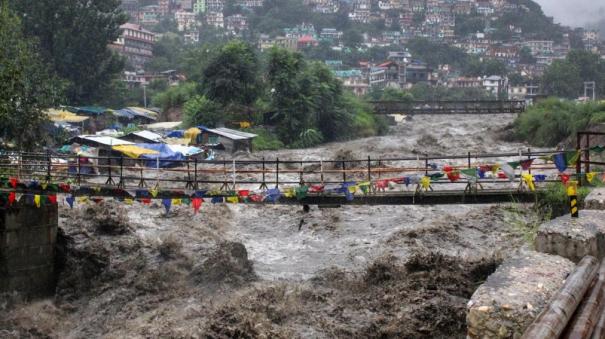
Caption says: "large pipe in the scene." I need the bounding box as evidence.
[522,256,599,339]
[562,260,605,339]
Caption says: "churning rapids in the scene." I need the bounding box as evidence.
[1,114,541,338]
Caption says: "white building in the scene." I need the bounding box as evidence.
[175,11,197,32]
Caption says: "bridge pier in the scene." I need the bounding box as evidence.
[0,198,58,297]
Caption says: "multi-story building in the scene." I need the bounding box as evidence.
[334,70,369,96]
[258,34,298,51]
[240,0,263,8]
[175,11,197,32]
[284,23,317,39]
[193,0,206,13]
[319,28,343,43]
[349,0,370,23]
[225,14,248,34]
[482,75,508,96]
[158,0,171,16]
[120,0,140,23]
[522,40,554,56]
[447,77,482,89]
[206,0,225,12]
[139,5,162,26]
[583,30,600,53]
[109,23,156,70]
[177,0,193,11]
[206,11,224,28]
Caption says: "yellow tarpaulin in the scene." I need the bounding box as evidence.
[184,127,201,145]
[46,109,89,123]
[112,145,159,159]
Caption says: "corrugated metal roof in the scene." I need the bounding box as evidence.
[128,130,163,142]
[73,135,134,146]
[204,127,257,140]
[144,121,183,130]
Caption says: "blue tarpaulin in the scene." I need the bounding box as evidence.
[166,130,185,138]
[136,143,186,168]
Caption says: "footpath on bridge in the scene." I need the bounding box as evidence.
[467,187,605,339]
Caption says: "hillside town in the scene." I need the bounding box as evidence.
[113,0,604,102]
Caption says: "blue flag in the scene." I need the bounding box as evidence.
[553,153,567,172]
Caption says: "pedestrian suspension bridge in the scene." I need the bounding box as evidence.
[0,145,594,208]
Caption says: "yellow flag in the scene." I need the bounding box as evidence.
[172,198,182,205]
[124,198,134,205]
[41,182,48,190]
[348,185,358,194]
[421,176,431,190]
[34,195,41,208]
[77,196,89,204]
[93,186,101,193]
[586,172,596,183]
[226,196,239,204]
[522,173,535,192]
[491,164,500,174]
[284,187,295,198]
[150,188,159,198]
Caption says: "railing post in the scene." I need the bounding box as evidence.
[585,133,590,175]
[275,157,279,188]
[576,133,583,186]
[46,150,51,183]
[467,152,471,169]
[118,156,124,188]
[194,158,198,190]
[424,154,428,175]
[367,156,371,182]
[76,154,81,185]
[527,148,531,175]
[342,160,346,183]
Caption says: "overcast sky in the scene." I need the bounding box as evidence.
[533,0,605,27]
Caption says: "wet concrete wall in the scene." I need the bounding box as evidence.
[0,199,58,296]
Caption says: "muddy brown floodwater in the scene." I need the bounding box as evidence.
[1,115,541,338]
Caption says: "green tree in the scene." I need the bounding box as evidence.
[183,95,222,127]
[266,47,315,144]
[0,3,62,149]
[202,41,260,109]
[519,47,536,65]
[10,0,127,104]
[541,60,582,98]
[540,50,605,99]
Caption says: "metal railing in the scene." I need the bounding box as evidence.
[0,148,562,194]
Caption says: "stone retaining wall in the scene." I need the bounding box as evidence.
[0,199,58,296]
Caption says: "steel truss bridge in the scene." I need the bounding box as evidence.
[0,147,581,206]
[370,100,526,115]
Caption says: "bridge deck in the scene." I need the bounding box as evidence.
[370,100,526,115]
[0,148,568,206]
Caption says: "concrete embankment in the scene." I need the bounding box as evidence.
[467,188,605,338]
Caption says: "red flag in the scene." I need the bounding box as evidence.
[520,159,535,170]
[192,197,203,214]
[447,172,461,182]
[8,192,15,205]
[59,183,71,193]
[238,190,250,197]
[560,174,570,184]
[140,198,151,205]
[9,177,17,188]
[48,195,57,205]
[310,185,324,193]
[248,194,263,202]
